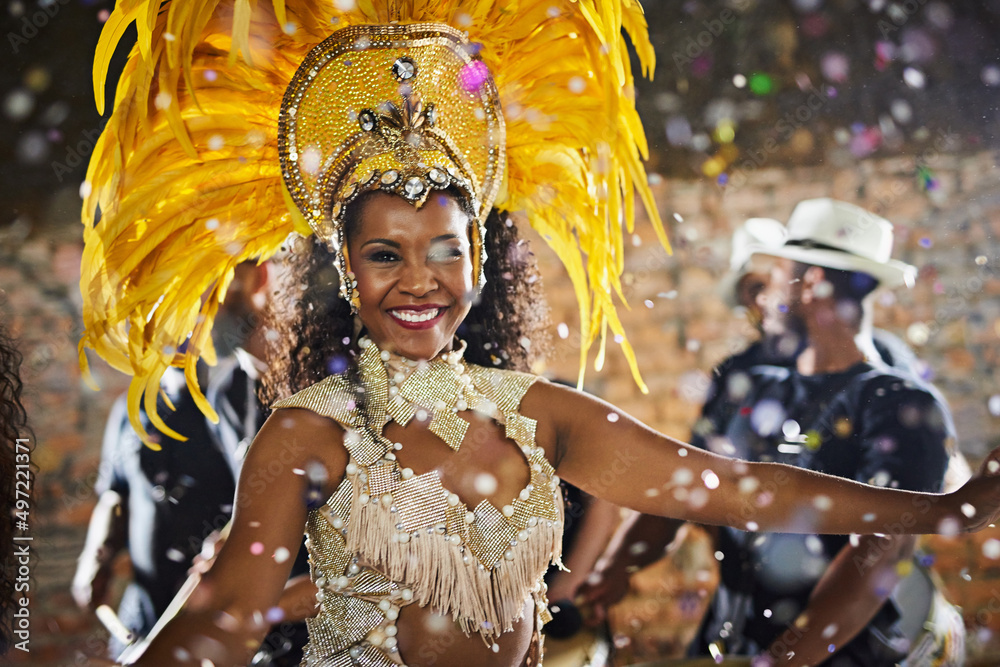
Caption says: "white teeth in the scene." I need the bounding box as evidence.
[392,308,440,323]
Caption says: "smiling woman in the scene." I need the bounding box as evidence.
[350,193,477,363]
[259,189,549,410]
[77,1,1000,666]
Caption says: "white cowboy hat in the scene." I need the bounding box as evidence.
[750,198,917,288]
[720,217,787,308]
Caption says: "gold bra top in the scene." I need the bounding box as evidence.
[273,339,564,667]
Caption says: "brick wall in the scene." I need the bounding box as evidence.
[526,148,1000,664]
[3,148,999,664]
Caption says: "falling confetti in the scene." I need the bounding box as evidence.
[903,67,926,89]
[474,473,498,495]
[459,61,490,92]
[820,51,850,82]
[750,399,787,437]
[983,539,1000,560]
[813,495,832,511]
[748,71,775,95]
[937,517,961,537]
[987,395,1000,417]
[983,64,1000,86]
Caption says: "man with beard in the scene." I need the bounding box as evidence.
[693,217,791,455]
[583,199,965,666]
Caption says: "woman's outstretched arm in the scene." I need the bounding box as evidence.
[522,380,1000,537]
[123,408,346,666]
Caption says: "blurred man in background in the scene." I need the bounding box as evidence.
[72,261,311,665]
[583,199,966,666]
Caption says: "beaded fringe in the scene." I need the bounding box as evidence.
[345,478,563,642]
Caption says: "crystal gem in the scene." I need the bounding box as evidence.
[392,58,417,81]
[403,177,425,197]
[358,110,376,132]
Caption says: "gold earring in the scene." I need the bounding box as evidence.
[347,271,360,314]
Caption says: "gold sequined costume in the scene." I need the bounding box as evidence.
[274,338,563,666]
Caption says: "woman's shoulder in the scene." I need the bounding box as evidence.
[464,363,540,405]
[271,373,358,428]
[254,387,350,489]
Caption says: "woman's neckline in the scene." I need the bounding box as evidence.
[358,336,468,384]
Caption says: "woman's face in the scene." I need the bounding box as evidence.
[346,191,475,361]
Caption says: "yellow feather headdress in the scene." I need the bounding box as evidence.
[81,0,669,445]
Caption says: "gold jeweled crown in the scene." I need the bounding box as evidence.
[279,23,504,298]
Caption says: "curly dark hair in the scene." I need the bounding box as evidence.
[0,322,31,655]
[261,191,550,404]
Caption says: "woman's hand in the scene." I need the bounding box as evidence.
[955,448,1000,534]
[188,527,228,577]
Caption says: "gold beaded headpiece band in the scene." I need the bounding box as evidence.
[80,0,668,445]
[279,23,504,304]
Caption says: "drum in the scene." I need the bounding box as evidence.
[624,561,963,667]
[895,559,966,667]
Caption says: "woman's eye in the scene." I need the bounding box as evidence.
[428,246,464,262]
[368,250,399,263]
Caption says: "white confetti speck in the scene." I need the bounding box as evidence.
[983,539,1000,560]
[988,395,1000,417]
[938,517,961,537]
[738,477,759,494]
[673,468,693,485]
[474,473,498,495]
